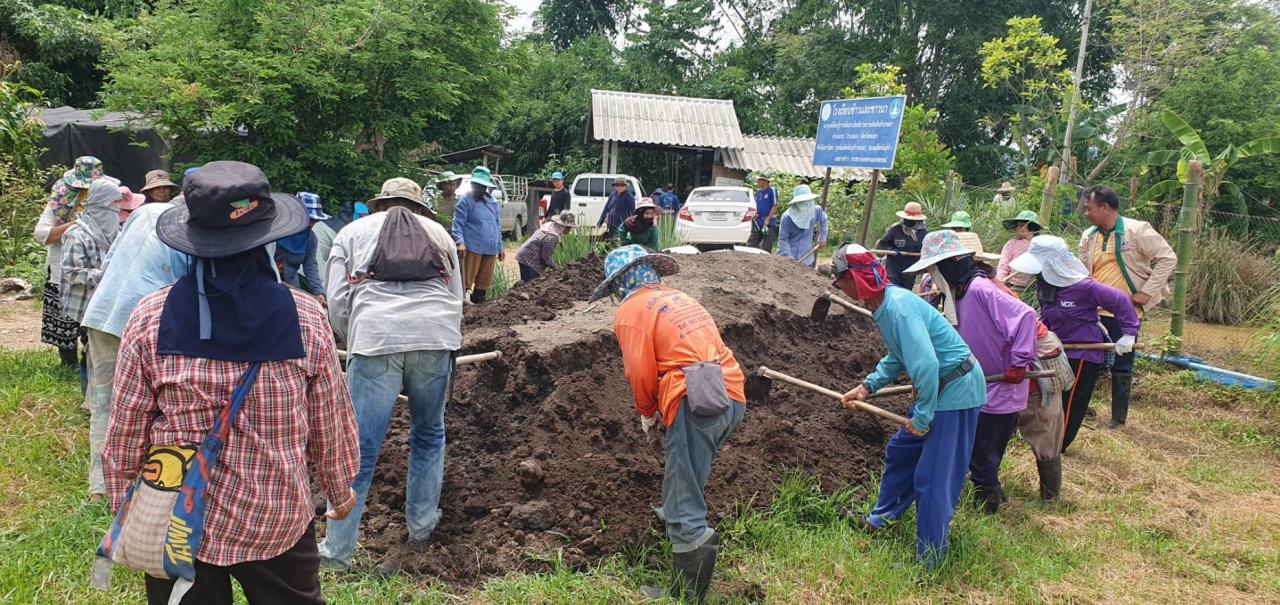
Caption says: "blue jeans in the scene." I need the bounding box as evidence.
[319,350,453,566]
[662,398,745,553]
[518,262,540,283]
[866,405,979,569]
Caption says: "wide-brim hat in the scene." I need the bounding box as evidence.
[1002,209,1042,231]
[157,161,309,259]
[635,197,657,212]
[955,231,1001,264]
[589,246,680,303]
[436,171,463,184]
[905,229,975,273]
[895,201,927,221]
[140,169,180,193]
[791,184,819,203]
[550,212,577,228]
[118,186,146,211]
[941,210,972,230]
[1009,235,1089,287]
[997,181,1016,193]
[367,177,435,217]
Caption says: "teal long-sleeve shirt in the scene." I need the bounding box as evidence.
[863,285,986,432]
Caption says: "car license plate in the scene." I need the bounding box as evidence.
[707,211,729,220]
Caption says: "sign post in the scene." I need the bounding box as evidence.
[813,95,906,245]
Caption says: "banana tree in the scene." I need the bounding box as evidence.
[1140,109,1280,214]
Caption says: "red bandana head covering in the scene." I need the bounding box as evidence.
[832,244,888,300]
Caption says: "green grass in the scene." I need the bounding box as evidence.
[1,349,1277,603]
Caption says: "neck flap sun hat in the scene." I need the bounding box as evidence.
[904,229,976,274]
[832,243,889,300]
[1009,235,1089,287]
[941,210,972,230]
[896,201,927,221]
[589,244,680,303]
[470,166,496,188]
[156,161,310,259]
[367,177,435,217]
[1002,209,1043,231]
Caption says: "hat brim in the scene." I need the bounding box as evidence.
[792,193,819,203]
[896,211,928,220]
[1008,252,1044,275]
[139,181,180,193]
[366,194,436,217]
[1003,218,1042,231]
[976,252,1002,264]
[904,248,973,274]
[940,221,971,229]
[588,254,680,303]
[472,177,497,188]
[156,192,311,259]
[119,193,146,210]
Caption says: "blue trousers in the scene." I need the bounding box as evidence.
[662,398,745,552]
[866,406,980,569]
[319,350,453,567]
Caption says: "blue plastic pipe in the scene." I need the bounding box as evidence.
[1140,353,1275,391]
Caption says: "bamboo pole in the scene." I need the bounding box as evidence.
[1169,161,1203,355]
[1039,165,1060,228]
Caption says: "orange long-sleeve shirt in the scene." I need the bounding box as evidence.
[613,284,746,427]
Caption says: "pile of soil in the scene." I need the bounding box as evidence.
[355,252,909,581]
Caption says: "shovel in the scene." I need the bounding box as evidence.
[1062,343,1146,351]
[745,366,910,425]
[865,370,1056,399]
[810,290,874,322]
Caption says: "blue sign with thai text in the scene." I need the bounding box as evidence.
[813,95,906,170]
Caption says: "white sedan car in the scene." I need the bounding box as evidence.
[674,186,756,247]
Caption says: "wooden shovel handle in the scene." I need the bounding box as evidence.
[868,249,922,257]
[1061,343,1146,351]
[338,349,503,365]
[822,291,875,318]
[756,366,910,425]
[867,370,1055,399]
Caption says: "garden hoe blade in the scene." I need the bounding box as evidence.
[809,291,833,323]
[744,368,774,405]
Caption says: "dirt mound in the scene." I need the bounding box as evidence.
[355,252,907,581]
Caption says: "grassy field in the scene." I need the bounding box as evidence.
[1,349,1278,604]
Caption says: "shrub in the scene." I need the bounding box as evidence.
[1188,230,1278,325]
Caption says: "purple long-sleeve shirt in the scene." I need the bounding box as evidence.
[1039,278,1141,365]
[956,276,1039,414]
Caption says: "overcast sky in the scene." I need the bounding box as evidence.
[506,0,541,34]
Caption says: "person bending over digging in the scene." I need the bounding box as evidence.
[832,243,986,570]
[904,230,1038,515]
[589,245,746,604]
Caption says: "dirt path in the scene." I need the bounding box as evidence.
[0,300,48,352]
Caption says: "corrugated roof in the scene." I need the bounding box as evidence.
[725,135,876,181]
[589,90,745,149]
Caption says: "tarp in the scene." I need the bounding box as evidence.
[34,107,168,191]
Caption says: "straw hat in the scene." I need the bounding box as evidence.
[997,181,1016,193]
[895,201,927,221]
[955,231,1001,264]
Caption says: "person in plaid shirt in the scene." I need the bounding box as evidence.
[103,161,360,604]
[59,179,123,500]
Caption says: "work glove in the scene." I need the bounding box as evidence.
[1003,366,1028,384]
[640,414,657,434]
[1114,334,1136,355]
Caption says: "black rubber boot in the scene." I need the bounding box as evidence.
[973,484,1002,515]
[1110,371,1132,428]
[641,532,720,604]
[1036,457,1062,503]
[470,288,487,304]
[58,346,78,368]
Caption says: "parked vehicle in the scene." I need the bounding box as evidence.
[674,186,756,247]
[457,177,527,239]
[569,173,644,227]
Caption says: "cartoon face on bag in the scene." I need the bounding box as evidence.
[141,445,197,490]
